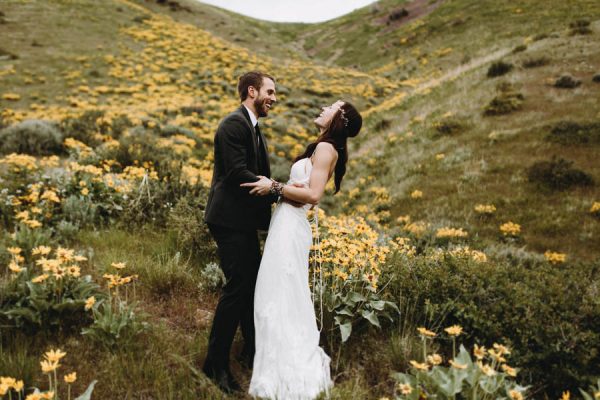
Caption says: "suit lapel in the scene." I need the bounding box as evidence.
[258,128,271,176]
[238,106,259,161]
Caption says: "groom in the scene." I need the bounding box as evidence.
[203,71,278,393]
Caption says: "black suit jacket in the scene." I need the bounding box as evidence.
[205,106,277,231]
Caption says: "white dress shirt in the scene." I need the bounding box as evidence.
[243,104,260,145]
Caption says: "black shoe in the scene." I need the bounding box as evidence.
[203,364,241,394]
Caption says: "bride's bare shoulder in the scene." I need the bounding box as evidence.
[314,142,338,160]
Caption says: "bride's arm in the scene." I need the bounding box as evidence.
[281,142,338,205]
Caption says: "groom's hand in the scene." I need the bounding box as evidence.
[240,176,272,196]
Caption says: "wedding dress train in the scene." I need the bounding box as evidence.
[249,157,332,400]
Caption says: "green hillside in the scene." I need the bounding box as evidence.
[1,0,599,399]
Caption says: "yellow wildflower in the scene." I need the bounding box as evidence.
[436,227,468,239]
[544,250,567,264]
[32,274,49,283]
[85,296,96,310]
[398,383,413,395]
[417,327,436,338]
[427,353,442,365]
[32,246,52,256]
[509,390,524,400]
[111,261,127,269]
[561,391,570,400]
[477,361,497,376]
[444,325,463,336]
[474,204,496,214]
[501,364,517,377]
[64,372,77,383]
[40,360,59,373]
[7,246,22,255]
[500,222,521,236]
[409,360,429,371]
[410,190,423,199]
[493,343,511,355]
[8,261,23,273]
[473,344,486,360]
[44,348,66,363]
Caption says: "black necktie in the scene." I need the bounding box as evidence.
[255,124,264,172]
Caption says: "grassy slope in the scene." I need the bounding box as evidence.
[1,0,600,398]
[133,0,600,260]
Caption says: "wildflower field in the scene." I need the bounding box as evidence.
[1,0,599,399]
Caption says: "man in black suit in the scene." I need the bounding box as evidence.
[203,71,279,393]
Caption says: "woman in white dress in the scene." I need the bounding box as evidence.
[241,100,363,400]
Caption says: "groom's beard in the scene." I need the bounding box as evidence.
[254,96,271,117]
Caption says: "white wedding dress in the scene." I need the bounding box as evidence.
[249,157,333,400]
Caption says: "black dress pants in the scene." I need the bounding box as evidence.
[204,223,261,373]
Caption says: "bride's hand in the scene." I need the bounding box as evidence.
[240,176,272,196]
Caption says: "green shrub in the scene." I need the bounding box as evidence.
[0,272,100,335]
[81,300,149,352]
[545,121,600,145]
[167,191,216,262]
[138,252,198,299]
[0,120,64,156]
[527,156,594,191]
[199,261,225,292]
[486,61,513,78]
[392,341,527,400]
[554,74,581,89]
[432,116,467,137]
[522,57,550,69]
[569,19,592,35]
[387,252,600,397]
[484,92,524,116]
[59,110,105,146]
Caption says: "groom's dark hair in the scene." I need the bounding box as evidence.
[238,71,275,102]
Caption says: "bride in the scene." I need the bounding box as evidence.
[241,100,362,400]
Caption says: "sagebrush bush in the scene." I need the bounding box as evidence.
[569,19,592,35]
[59,110,106,146]
[167,191,216,262]
[545,121,600,145]
[527,156,594,191]
[554,74,581,89]
[432,116,467,137]
[0,120,64,155]
[486,61,513,78]
[484,92,524,116]
[387,252,600,397]
[522,57,550,68]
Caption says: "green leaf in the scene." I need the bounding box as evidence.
[370,300,386,310]
[431,366,465,396]
[347,292,366,304]
[339,321,352,342]
[361,310,380,328]
[75,380,97,400]
[336,307,354,317]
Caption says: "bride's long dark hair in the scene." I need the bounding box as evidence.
[294,101,362,193]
